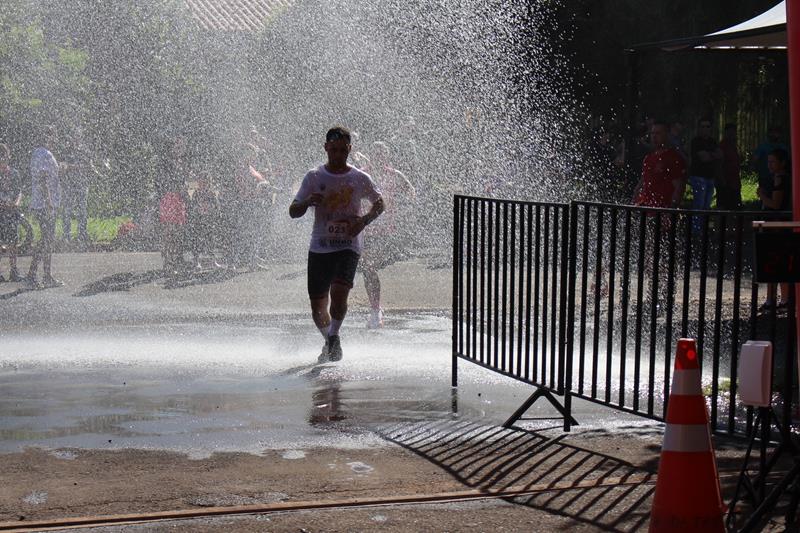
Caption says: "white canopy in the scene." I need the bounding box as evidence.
[632,1,787,51]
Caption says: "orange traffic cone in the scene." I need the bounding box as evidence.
[649,338,726,532]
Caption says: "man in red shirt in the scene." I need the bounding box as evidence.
[632,121,687,208]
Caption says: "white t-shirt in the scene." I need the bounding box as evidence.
[30,147,60,210]
[294,164,382,254]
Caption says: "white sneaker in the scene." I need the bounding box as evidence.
[367,308,384,329]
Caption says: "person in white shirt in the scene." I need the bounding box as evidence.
[290,127,384,362]
[26,125,62,288]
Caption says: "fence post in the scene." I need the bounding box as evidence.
[558,205,569,393]
[452,195,460,388]
[563,202,579,431]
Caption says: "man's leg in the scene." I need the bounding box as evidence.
[363,266,384,329]
[62,201,73,243]
[77,188,89,243]
[689,176,705,233]
[27,211,44,281]
[41,214,56,282]
[27,246,39,280]
[364,267,381,310]
[326,282,350,361]
[310,295,331,338]
[329,282,350,331]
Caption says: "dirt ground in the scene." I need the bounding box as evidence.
[0,421,771,532]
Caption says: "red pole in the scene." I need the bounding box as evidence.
[789,0,800,383]
[791,0,800,220]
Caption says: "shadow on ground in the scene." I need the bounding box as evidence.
[74,268,243,296]
[379,420,654,532]
[0,286,38,300]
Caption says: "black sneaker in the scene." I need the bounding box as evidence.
[328,335,343,362]
[317,337,331,363]
[9,269,22,282]
[22,275,39,289]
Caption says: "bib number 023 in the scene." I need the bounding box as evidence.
[327,220,350,235]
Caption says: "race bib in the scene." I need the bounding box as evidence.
[326,219,353,248]
[327,219,350,236]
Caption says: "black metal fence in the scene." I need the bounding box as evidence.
[452,195,795,437]
[452,196,569,393]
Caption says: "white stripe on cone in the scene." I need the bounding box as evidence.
[662,424,712,452]
[670,369,703,395]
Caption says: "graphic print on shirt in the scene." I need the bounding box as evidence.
[322,185,355,249]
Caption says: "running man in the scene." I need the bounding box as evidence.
[290,127,384,362]
[360,141,416,328]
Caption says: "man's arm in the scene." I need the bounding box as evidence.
[671,178,687,207]
[289,192,323,218]
[348,197,384,237]
[631,177,644,204]
[393,169,416,199]
[670,156,688,207]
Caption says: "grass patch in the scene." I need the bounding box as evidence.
[23,216,132,243]
[740,171,760,210]
[681,170,761,210]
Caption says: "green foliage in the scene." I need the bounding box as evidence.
[740,171,760,210]
[24,216,132,243]
[0,0,217,216]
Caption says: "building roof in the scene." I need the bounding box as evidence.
[184,0,293,31]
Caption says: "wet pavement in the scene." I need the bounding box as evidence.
[1,252,650,457]
[0,251,715,531]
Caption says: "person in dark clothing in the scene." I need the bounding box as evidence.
[752,126,787,191]
[188,173,220,269]
[717,123,741,210]
[0,142,24,281]
[688,118,722,231]
[757,148,792,311]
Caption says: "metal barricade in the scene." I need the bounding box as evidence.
[452,195,573,429]
[453,195,794,437]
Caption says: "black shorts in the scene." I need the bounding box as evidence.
[307,250,360,298]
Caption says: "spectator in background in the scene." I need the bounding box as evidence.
[757,148,792,311]
[669,121,688,163]
[159,137,191,276]
[590,126,623,201]
[26,126,62,288]
[632,121,687,209]
[688,118,722,224]
[623,123,652,200]
[717,123,742,210]
[752,126,787,191]
[758,148,792,212]
[359,141,416,329]
[231,143,267,270]
[0,142,24,282]
[159,176,188,276]
[59,132,91,248]
[188,172,219,270]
